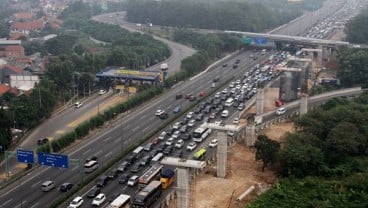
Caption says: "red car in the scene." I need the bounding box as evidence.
[199,91,205,97]
[151,137,160,145]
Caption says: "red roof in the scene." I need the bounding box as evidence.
[15,57,33,64]
[0,84,10,96]
[5,45,24,52]
[9,32,26,40]
[11,20,43,31]
[5,64,22,74]
[13,12,33,19]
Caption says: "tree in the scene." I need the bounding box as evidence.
[254,135,280,171]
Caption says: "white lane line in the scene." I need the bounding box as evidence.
[71,166,78,171]
[142,126,150,132]
[104,152,113,158]
[114,139,120,144]
[30,202,39,208]
[31,180,41,188]
[103,136,112,142]
[121,186,127,192]
[13,200,26,208]
[2,198,13,207]
[96,150,103,156]
[132,126,140,132]
[82,149,91,155]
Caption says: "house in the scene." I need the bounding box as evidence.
[13,12,34,21]
[0,64,24,84]
[0,45,25,58]
[0,84,10,96]
[10,20,44,35]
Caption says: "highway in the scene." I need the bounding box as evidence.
[0,0,361,207]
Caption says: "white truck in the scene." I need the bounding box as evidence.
[107,194,131,208]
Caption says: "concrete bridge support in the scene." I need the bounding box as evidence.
[256,88,265,115]
[177,168,190,208]
[245,125,256,146]
[300,94,308,115]
[217,131,227,178]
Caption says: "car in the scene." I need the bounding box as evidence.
[189,95,196,101]
[96,175,109,187]
[199,91,205,97]
[235,59,240,64]
[158,131,167,140]
[155,109,164,116]
[181,118,189,125]
[144,143,153,151]
[130,163,142,173]
[209,139,218,148]
[276,107,286,115]
[175,139,185,148]
[68,196,84,208]
[37,137,49,146]
[149,149,159,158]
[60,182,73,192]
[174,150,184,158]
[209,112,217,119]
[74,101,83,108]
[159,113,169,119]
[118,173,130,184]
[166,137,175,146]
[98,89,106,95]
[211,83,216,88]
[87,187,101,198]
[117,161,130,173]
[227,131,235,137]
[213,77,220,82]
[157,143,167,153]
[180,125,187,133]
[233,117,240,124]
[196,113,203,121]
[182,133,192,141]
[151,137,160,145]
[185,93,192,99]
[85,155,98,163]
[173,129,182,138]
[107,169,119,180]
[92,193,106,206]
[125,155,136,166]
[127,175,139,186]
[173,106,181,113]
[172,122,181,130]
[187,142,197,151]
[41,180,55,192]
[214,120,223,125]
[186,112,194,119]
[140,156,151,166]
[188,119,196,127]
[222,63,228,67]
[163,146,173,155]
[221,110,229,118]
[233,64,238,69]
[176,94,183,99]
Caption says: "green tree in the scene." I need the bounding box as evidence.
[254,135,280,171]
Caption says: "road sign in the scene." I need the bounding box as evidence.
[253,37,268,45]
[38,152,69,168]
[17,149,35,164]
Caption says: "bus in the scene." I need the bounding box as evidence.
[193,148,206,160]
[107,194,131,208]
[132,180,162,208]
[192,127,212,142]
[133,146,144,159]
[84,160,98,173]
[138,164,163,189]
[225,98,234,107]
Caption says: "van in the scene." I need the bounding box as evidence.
[41,180,55,192]
[221,110,229,118]
[151,153,164,162]
[127,175,139,186]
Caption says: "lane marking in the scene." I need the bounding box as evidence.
[132,126,140,132]
[31,180,41,188]
[13,200,27,208]
[82,149,91,155]
[104,152,113,158]
[2,198,13,207]
[103,137,112,142]
[30,202,39,208]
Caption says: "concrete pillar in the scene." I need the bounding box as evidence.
[317,45,323,67]
[300,94,308,115]
[177,168,189,208]
[256,88,264,115]
[245,125,256,146]
[216,131,227,178]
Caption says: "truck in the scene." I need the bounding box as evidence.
[107,194,131,208]
[138,164,163,189]
[160,168,175,189]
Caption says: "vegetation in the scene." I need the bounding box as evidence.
[126,0,301,32]
[337,48,368,88]
[250,93,368,207]
[345,9,368,44]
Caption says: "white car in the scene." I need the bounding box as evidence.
[214,120,223,125]
[155,110,164,116]
[188,119,196,127]
[232,117,240,124]
[209,139,218,147]
[172,122,181,130]
[186,112,194,119]
[227,131,235,137]
[92,193,106,206]
[175,139,184,148]
[276,107,286,115]
[68,196,84,208]
[98,89,106,95]
[221,110,229,118]
[74,102,83,108]
[166,137,175,146]
[172,130,181,139]
[186,142,197,151]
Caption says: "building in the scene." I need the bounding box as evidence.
[0,64,24,84]
[13,12,34,21]
[10,20,44,35]
[0,45,25,58]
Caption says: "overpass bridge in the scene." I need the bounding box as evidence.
[224,30,368,49]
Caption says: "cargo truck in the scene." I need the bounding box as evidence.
[160,168,175,189]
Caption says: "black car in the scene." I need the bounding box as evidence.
[107,169,119,180]
[213,77,220,82]
[140,156,151,166]
[182,133,192,141]
[166,128,175,136]
[175,94,183,99]
[117,161,130,173]
[87,187,101,198]
[130,163,141,173]
[96,175,109,187]
[118,173,130,184]
[222,63,228,67]
[194,108,201,114]
[180,118,189,125]
[163,146,173,155]
[149,149,159,158]
[157,143,167,153]
[37,138,49,146]
[125,155,136,166]
[174,150,184,158]
[159,113,169,120]
[59,182,73,192]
